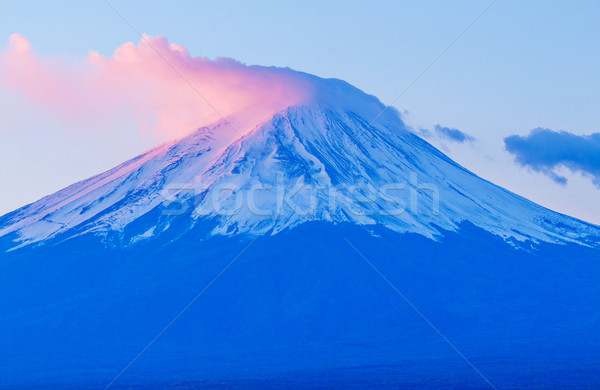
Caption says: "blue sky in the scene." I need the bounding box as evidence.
[0,0,599,223]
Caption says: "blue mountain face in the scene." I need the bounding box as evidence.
[0,77,599,388]
[1,222,599,389]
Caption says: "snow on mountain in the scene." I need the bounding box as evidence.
[0,76,598,250]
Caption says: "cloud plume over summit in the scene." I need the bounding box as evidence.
[0,34,314,139]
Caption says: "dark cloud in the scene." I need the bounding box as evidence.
[434,125,475,143]
[504,128,600,187]
[417,128,432,138]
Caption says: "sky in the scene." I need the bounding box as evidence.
[0,0,599,224]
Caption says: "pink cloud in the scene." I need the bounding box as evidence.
[0,34,314,139]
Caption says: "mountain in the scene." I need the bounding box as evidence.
[1,74,599,389]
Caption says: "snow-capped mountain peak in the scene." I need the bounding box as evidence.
[1,77,598,250]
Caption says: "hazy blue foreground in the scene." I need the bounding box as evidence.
[1,222,599,389]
